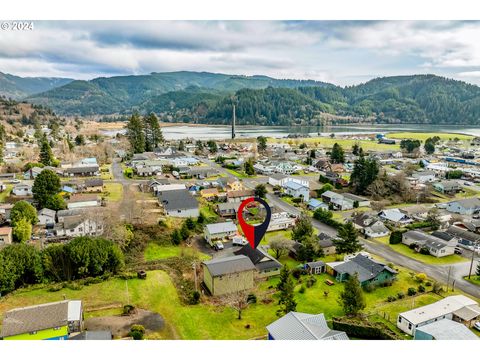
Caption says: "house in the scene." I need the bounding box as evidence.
[226,189,254,203]
[414,319,479,340]
[266,312,349,340]
[63,165,100,177]
[0,203,14,222]
[446,225,480,247]
[321,190,343,204]
[187,167,218,179]
[0,226,12,245]
[307,198,328,211]
[158,189,199,218]
[0,300,83,340]
[152,183,186,195]
[364,221,390,238]
[267,212,295,231]
[283,181,310,201]
[12,183,32,196]
[226,178,243,191]
[411,170,436,183]
[38,208,56,226]
[317,233,337,255]
[202,255,256,296]
[397,295,479,336]
[135,166,158,177]
[23,166,43,180]
[378,209,413,226]
[351,213,377,230]
[204,221,238,245]
[200,188,220,200]
[326,254,397,287]
[268,173,288,187]
[400,205,430,221]
[446,198,480,215]
[54,216,104,238]
[402,230,457,257]
[234,245,282,277]
[216,202,238,217]
[342,193,371,208]
[84,178,104,193]
[433,180,463,194]
[67,194,100,209]
[305,261,326,274]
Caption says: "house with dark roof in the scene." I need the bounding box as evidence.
[317,233,337,255]
[326,254,397,287]
[63,165,99,177]
[446,225,480,247]
[202,255,256,296]
[84,178,104,192]
[234,245,282,278]
[0,300,83,340]
[158,189,199,218]
[266,312,349,340]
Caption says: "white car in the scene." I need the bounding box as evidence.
[232,236,248,246]
[214,241,224,251]
[474,322,480,331]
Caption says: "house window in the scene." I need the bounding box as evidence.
[408,323,412,330]
[398,317,402,323]
[54,326,61,330]
[30,331,37,335]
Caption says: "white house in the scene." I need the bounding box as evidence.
[267,212,296,232]
[446,198,480,215]
[397,295,478,336]
[411,171,436,183]
[55,216,104,237]
[204,221,238,245]
[38,208,56,226]
[12,184,32,196]
[364,221,390,238]
[158,189,199,218]
[283,181,310,201]
[378,209,413,226]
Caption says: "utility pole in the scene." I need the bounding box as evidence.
[231,97,236,140]
[468,241,477,279]
[446,266,452,292]
[192,262,198,291]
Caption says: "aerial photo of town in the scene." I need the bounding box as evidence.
[0,19,480,343]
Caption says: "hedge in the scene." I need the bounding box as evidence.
[332,317,402,340]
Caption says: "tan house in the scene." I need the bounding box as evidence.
[200,188,220,200]
[202,255,256,296]
[227,179,243,192]
[84,178,104,193]
[0,226,12,245]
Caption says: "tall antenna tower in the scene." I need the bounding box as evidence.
[231,97,236,139]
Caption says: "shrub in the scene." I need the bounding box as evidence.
[419,247,430,255]
[409,243,417,250]
[332,317,401,340]
[415,273,427,283]
[407,287,417,296]
[418,285,426,293]
[363,283,376,293]
[247,293,257,304]
[291,268,307,279]
[433,282,444,294]
[397,292,405,299]
[306,276,317,288]
[128,324,145,340]
[188,291,201,305]
[389,230,404,245]
[387,296,396,302]
[425,281,432,287]
[292,197,302,204]
[299,285,306,294]
[123,304,136,315]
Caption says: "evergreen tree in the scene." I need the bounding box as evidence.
[297,236,322,262]
[339,273,366,316]
[350,153,379,195]
[291,213,314,243]
[178,140,185,151]
[330,143,345,164]
[244,158,255,176]
[74,134,86,146]
[424,138,435,155]
[276,266,297,316]
[32,169,62,209]
[207,140,218,154]
[143,113,164,151]
[254,184,267,198]
[126,113,145,153]
[12,218,32,243]
[39,133,54,166]
[257,136,267,153]
[334,222,362,254]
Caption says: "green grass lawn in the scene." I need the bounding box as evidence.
[104,182,123,202]
[273,137,400,152]
[374,236,467,265]
[0,185,12,202]
[225,168,249,179]
[100,164,113,180]
[144,243,211,262]
[388,132,473,141]
[464,276,480,287]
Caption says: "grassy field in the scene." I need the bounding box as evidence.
[104,182,123,202]
[0,185,12,202]
[273,137,400,152]
[100,164,113,180]
[144,243,211,262]
[374,236,467,265]
[464,276,480,287]
[387,132,473,141]
[225,168,250,179]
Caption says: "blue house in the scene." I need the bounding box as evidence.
[307,198,328,211]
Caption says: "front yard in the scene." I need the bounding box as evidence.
[104,182,123,202]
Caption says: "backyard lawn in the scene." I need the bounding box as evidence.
[0,185,12,202]
[373,236,467,265]
[100,164,113,180]
[144,243,211,262]
[273,137,401,152]
[104,182,123,202]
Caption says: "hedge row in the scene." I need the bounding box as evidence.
[332,317,402,340]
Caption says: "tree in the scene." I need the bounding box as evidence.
[330,143,345,164]
[291,213,313,243]
[400,139,421,153]
[297,236,323,262]
[10,201,38,226]
[222,291,252,320]
[317,183,334,196]
[32,169,62,209]
[257,136,267,153]
[196,140,204,151]
[339,273,366,316]
[424,138,435,155]
[75,134,86,146]
[334,222,362,254]
[128,324,145,340]
[352,143,362,156]
[207,140,218,154]
[476,263,480,277]
[126,113,145,153]
[143,113,164,151]
[244,158,255,176]
[350,153,379,195]
[45,193,67,211]
[39,133,54,166]
[270,238,292,259]
[12,218,32,243]
[276,266,297,316]
[178,140,185,151]
[254,184,267,198]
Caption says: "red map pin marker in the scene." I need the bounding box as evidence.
[237,197,271,249]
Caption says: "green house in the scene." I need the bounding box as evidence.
[326,254,397,287]
[1,300,83,340]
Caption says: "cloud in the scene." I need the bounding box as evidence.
[0,20,479,86]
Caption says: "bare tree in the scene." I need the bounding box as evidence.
[269,238,293,259]
[221,290,252,320]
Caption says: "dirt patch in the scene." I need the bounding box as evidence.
[85,309,165,338]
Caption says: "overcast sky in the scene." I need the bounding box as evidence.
[1,20,480,86]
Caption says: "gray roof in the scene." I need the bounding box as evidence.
[205,221,238,235]
[403,230,438,243]
[217,202,238,211]
[158,189,198,211]
[366,221,389,234]
[448,198,480,210]
[39,208,56,217]
[447,225,480,242]
[431,231,455,242]
[233,246,282,272]
[202,255,255,277]
[85,178,104,187]
[64,165,99,174]
[266,312,349,340]
[331,254,396,283]
[69,331,112,340]
[1,301,69,338]
[269,173,287,180]
[416,319,478,340]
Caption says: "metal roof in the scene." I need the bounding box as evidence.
[416,319,479,340]
[266,312,349,340]
[202,255,255,277]
[158,189,198,211]
[205,221,238,235]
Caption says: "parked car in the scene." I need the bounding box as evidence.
[232,236,247,246]
[474,322,480,331]
[213,241,224,251]
[454,247,463,255]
